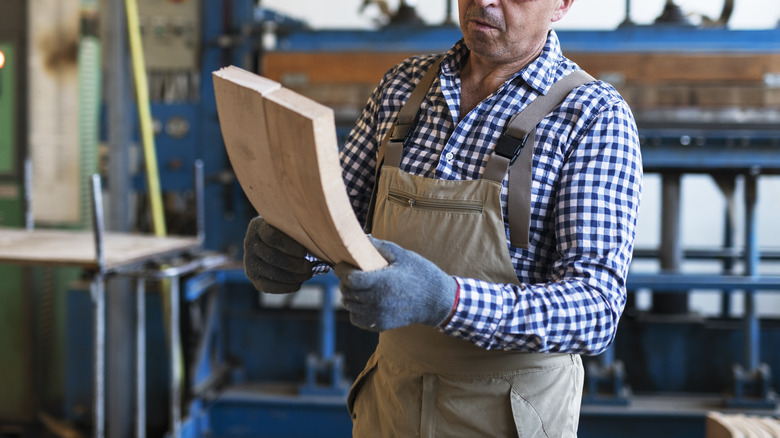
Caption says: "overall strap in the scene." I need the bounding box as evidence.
[483,70,595,248]
[365,56,444,233]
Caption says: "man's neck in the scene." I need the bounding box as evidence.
[458,49,538,119]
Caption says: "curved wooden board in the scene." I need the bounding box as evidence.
[262,88,386,271]
[756,418,780,436]
[213,66,386,271]
[706,412,745,438]
[730,416,760,438]
[212,67,291,228]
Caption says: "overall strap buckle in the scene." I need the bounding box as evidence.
[493,132,530,165]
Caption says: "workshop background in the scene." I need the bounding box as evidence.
[1,0,780,437]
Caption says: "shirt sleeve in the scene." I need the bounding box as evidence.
[440,98,643,356]
[340,92,382,228]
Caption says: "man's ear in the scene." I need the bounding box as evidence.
[551,0,575,22]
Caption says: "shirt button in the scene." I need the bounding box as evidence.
[445,152,454,162]
[503,347,512,352]
[452,330,462,337]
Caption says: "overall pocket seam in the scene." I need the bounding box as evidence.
[504,376,551,438]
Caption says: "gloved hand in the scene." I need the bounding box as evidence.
[243,216,313,293]
[334,237,458,332]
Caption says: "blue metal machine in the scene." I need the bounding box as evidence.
[61,1,780,437]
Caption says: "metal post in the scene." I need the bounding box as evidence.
[91,175,106,270]
[743,173,759,372]
[24,157,33,230]
[620,0,634,26]
[90,178,105,438]
[715,175,737,317]
[194,160,205,246]
[443,0,455,25]
[170,275,182,438]
[91,275,106,438]
[106,0,131,233]
[104,1,135,432]
[320,282,336,361]
[654,173,687,314]
[136,279,146,438]
[90,174,106,438]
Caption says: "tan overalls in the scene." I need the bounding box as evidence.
[349,59,593,438]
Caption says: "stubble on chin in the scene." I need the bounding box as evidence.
[461,6,505,55]
[463,5,505,30]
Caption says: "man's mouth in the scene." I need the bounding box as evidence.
[465,8,503,31]
[471,18,497,30]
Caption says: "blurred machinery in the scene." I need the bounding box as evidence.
[3,0,780,437]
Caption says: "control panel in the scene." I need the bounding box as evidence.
[138,0,200,70]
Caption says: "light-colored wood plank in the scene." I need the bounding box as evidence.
[213,66,386,271]
[212,67,291,227]
[0,228,199,270]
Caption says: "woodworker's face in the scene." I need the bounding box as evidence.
[458,0,574,65]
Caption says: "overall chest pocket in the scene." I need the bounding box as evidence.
[387,189,484,215]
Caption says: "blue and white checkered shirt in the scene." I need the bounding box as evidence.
[339,30,642,355]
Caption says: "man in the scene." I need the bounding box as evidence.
[243,0,642,436]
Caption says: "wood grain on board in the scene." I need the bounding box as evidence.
[213,66,386,271]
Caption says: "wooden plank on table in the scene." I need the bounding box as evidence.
[213,66,387,271]
[0,228,199,270]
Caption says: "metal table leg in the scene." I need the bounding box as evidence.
[90,174,107,438]
[170,275,182,438]
[91,274,106,438]
[136,279,146,438]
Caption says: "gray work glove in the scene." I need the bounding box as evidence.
[334,237,457,332]
[243,216,313,293]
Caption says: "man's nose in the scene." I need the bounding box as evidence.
[472,0,500,7]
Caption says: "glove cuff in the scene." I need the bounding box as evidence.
[438,277,460,328]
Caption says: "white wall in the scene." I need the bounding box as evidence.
[262,0,780,30]
[261,0,780,317]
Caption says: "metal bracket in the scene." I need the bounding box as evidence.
[726,363,779,409]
